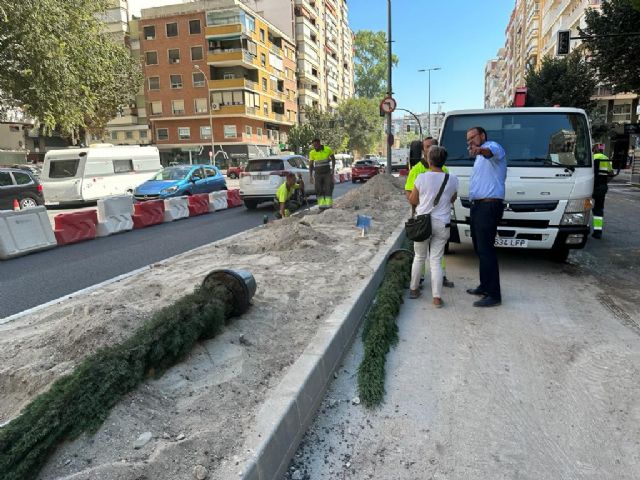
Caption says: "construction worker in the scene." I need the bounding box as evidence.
[592,144,614,239]
[274,172,303,219]
[309,138,336,210]
[404,137,454,288]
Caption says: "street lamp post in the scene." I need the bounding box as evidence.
[418,67,441,136]
[194,64,215,166]
[386,0,393,175]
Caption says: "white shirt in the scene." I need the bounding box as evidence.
[414,171,458,223]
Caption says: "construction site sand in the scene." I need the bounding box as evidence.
[0,174,406,480]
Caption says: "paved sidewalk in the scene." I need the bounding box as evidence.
[287,245,640,480]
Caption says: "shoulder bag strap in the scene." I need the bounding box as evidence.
[433,173,450,207]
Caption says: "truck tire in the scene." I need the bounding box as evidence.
[244,199,258,210]
[550,247,570,263]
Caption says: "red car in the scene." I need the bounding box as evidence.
[227,165,245,179]
[351,159,383,183]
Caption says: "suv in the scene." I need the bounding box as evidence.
[239,155,316,209]
[0,167,45,210]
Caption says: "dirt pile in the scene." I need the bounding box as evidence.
[335,174,404,210]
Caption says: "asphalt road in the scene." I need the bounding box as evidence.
[0,182,357,319]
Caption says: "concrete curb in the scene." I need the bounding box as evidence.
[238,220,407,480]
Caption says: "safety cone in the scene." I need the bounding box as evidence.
[13,199,20,211]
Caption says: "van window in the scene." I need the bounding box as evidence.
[246,159,285,172]
[441,112,591,168]
[114,159,134,173]
[49,159,80,178]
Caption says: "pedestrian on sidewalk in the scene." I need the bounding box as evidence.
[592,144,614,239]
[408,146,458,308]
[309,138,336,210]
[466,126,506,308]
[404,137,454,288]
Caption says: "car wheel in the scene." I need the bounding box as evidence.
[352,179,357,183]
[244,199,258,210]
[19,196,39,209]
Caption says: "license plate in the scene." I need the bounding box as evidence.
[253,174,269,180]
[495,238,528,248]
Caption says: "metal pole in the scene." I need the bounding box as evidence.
[386,0,392,175]
[427,70,431,137]
[209,109,215,167]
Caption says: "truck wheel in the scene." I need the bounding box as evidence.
[352,178,357,183]
[550,247,570,263]
[244,199,258,210]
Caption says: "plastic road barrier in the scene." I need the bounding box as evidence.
[187,194,210,217]
[0,207,57,259]
[209,191,228,212]
[399,168,409,177]
[163,196,189,222]
[334,174,341,184]
[132,200,165,229]
[96,195,134,237]
[226,189,243,208]
[54,210,98,246]
[345,172,351,181]
[339,173,345,183]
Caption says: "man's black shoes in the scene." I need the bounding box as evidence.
[466,287,486,296]
[473,297,501,308]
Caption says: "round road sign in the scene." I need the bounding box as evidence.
[380,97,397,114]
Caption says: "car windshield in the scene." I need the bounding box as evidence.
[441,112,591,167]
[246,159,285,172]
[153,167,191,181]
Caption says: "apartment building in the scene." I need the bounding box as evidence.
[140,0,297,164]
[242,0,355,119]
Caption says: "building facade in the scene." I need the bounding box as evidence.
[140,0,297,165]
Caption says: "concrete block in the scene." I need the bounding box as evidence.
[0,206,57,259]
[96,195,134,237]
[209,190,228,212]
[163,196,189,222]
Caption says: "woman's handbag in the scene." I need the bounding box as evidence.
[405,174,449,242]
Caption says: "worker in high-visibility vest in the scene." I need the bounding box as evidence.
[274,172,302,219]
[309,138,336,210]
[592,145,614,239]
[404,137,454,288]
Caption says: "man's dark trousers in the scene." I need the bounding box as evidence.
[470,200,504,301]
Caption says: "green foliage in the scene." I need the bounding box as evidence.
[354,30,399,99]
[358,250,412,408]
[632,0,640,10]
[0,284,234,480]
[580,0,640,94]
[338,98,384,155]
[524,52,596,112]
[0,0,142,139]
[300,106,348,152]
[287,123,315,155]
[399,131,420,148]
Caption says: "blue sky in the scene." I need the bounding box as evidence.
[347,0,513,116]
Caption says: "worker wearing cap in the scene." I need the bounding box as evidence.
[309,138,336,210]
[592,144,614,239]
[274,172,302,219]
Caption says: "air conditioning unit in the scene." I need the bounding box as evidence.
[211,103,221,110]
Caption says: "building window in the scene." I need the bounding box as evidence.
[612,103,632,122]
[151,101,163,115]
[157,128,168,141]
[148,76,160,90]
[194,98,208,113]
[143,25,155,40]
[192,72,206,87]
[166,22,178,37]
[200,126,211,139]
[111,131,119,140]
[223,73,235,80]
[245,125,252,136]
[245,14,255,32]
[260,28,265,42]
[178,127,190,140]
[262,78,267,91]
[172,99,185,115]
[224,125,237,138]
[260,53,266,67]
[168,48,180,64]
[114,159,134,173]
[191,46,203,61]
[145,51,158,65]
[257,127,262,138]
[170,74,183,89]
[189,19,201,34]
[125,131,133,139]
[140,130,148,139]
[263,102,268,115]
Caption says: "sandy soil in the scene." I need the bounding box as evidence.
[0,174,406,480]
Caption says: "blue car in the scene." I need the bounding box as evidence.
[134,164,227,201]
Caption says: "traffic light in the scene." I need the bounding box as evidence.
[557,30,571,55]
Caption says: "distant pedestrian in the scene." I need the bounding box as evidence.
[408,146,458,308]
[309,138,336,210]
[466,126,506,308]
[591,145,614,239]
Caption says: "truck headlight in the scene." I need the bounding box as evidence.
[561,198,592,226]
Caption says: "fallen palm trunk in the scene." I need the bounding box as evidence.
[0,269,256,480]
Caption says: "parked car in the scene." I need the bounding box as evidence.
[227,165,245,179]
[0,167,45,210]
[239,155,316,209]
[11,164,42,178]
[134,164,226,201]
[351,159,383,183]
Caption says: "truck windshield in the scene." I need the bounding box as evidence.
[441,112,591,167]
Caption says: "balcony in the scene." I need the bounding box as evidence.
[207,50,256,68]
[206,23,243,38]
[209,78,257,91]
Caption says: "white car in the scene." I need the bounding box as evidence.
[239,155,316,209]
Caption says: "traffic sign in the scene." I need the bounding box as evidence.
[380,97,397,114]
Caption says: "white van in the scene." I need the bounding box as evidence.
[41,145,161,205]
[440,107,594,262]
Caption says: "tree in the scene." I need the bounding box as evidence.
[524,52,597,112]
[287,123,315,155]
[299,106,348,152]
[581,0,640,94]
[338,98,383,155]
[0,0,142,139]
[353,30,398,99]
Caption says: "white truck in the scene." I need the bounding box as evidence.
[391,148,409,173]
[41,145,161,205]
[439,107,594,262]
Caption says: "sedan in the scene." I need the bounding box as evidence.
[134,165,227,201]
[351,159,383,183]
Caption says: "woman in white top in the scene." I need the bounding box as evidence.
[408,146,458,307]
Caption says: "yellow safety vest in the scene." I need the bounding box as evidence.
[309,146,333,173]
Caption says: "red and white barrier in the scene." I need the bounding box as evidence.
[209,191,228,212]
[187,194,210,216]
[133,200,165,229]
[0,207,57,259]
[97,195,134,237]
[54,210,98,246]
[339,173,345,183]
[163,196,189,222]
[227,189,243,208]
